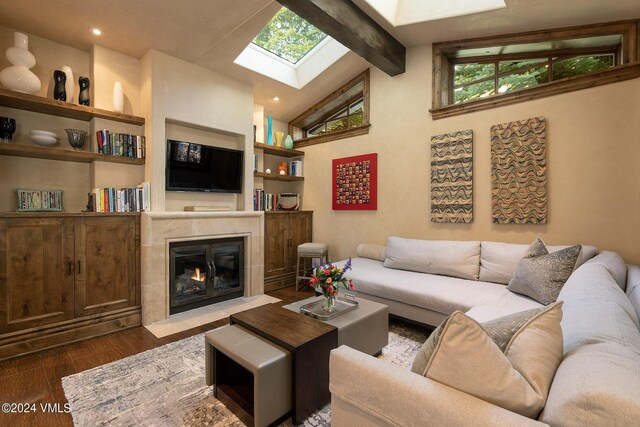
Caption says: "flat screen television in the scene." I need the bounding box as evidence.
[165,140,243,193]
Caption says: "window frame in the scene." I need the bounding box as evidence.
[431,20,640,119]
[289,69,370,148]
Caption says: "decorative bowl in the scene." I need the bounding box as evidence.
[30,130,57,138]
[277,193,300,210]
[64,128,87,150]
[30,134,58,146]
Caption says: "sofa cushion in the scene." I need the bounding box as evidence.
[480,241,598,285]
[411,304,563,419]
[356,243,386,262]
[383,237,480,280]
[627,265,640,320]
[585,251,627,291]
[344,258,542,318]
[507,238,581,305]
[540,262,640,425]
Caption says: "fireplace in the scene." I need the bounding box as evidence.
[169,237,244,314]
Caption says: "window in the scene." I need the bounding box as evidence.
[431,20,640,119]
[289,69,370,148]
[251,7,328,65]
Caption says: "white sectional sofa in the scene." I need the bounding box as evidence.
[330,237,640,426]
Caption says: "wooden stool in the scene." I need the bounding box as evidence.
[205,324,292,427]
[296,242,329,291]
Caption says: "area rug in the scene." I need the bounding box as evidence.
[62,320,429,426]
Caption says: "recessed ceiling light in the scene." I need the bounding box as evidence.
[272,96,280,102]
[91,28,102,36]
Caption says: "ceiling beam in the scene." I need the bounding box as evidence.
[276,0,406,76]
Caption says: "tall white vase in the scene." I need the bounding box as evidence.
[61,65,74,103]
[0,32,41,94]
[113,81,123,113]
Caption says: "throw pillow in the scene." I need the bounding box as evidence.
[410,303,563,419]
[507,238,581,305]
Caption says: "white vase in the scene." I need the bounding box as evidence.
[113,81,123,113]
[61,65,73,103]
[0,32,41,94]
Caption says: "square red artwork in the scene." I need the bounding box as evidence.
[332,153,377,210]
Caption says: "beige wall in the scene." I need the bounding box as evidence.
[141,50,254,212]
[301,45,640,264]
[91,45,141,115]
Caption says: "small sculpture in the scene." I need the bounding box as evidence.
[53,70,66,101]
[79,76,90,106]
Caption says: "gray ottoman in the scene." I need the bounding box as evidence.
[205,324,292,427]
[283,296,389,356]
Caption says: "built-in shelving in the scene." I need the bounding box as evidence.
[0,143,145,165]
[254,171,304,182]
[254,143,304,158]
[0,88,145,125]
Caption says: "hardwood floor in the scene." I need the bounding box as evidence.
[0,286,315,427]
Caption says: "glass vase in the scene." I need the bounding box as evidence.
[323,293,336,312]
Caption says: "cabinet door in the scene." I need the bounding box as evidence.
[264,213,288,278]
[288,212,313,269]
[0,218,75,333]
[74,216,139,317]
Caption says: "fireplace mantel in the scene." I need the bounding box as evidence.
[141,211,264,325]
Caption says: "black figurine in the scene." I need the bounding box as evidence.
[79,76,90,106]
[53,70,66,101]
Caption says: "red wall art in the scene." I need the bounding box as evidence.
[332,153,377,210]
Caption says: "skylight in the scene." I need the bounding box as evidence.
[252,7,328,64]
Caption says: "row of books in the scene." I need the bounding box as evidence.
[86,182,150,213]
[17,189,63,212]
[253,189,280,211]
[96,130,146,158]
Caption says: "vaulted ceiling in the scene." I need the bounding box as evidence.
[0,0,637,121]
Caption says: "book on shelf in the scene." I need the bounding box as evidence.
[86,182,150,213]
[96,130,146,159]
[253,189,282,212]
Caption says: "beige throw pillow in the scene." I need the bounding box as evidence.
[507,238,581,305]
[411,303,563,419]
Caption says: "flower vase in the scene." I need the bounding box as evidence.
[0,32,41,94]
[323,293,337,312]
[113,81,124,113]
[61,66,74,103]
[53,70,66,101]
[275,131,284,147]
[78,76,90,106]
[284,134,294,149]
[266,116,274,145]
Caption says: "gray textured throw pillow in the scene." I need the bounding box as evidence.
[411,306,544,375]
[507,238,582,305]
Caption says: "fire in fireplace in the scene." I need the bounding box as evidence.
[169,237,244,314]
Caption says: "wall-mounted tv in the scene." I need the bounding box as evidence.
[165,139,243,193]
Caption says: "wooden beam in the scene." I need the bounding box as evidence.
[276,0,405,76]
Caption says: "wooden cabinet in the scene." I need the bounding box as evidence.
[0,213,141,360]
[264,211,312,291]
[74,216,139,317]
[0,217,75,333]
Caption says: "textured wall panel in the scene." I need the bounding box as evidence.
[491,117,547,224]
[430,129,473,223]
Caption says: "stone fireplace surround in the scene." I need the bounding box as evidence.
[141,211,264,325]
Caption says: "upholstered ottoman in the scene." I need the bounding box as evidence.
[205,325,292,427]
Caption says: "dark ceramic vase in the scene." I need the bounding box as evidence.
[53,70,66,101]
[0,116,16,142]
[79,76,90,106]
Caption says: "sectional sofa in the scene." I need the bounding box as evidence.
[330,237,640,426]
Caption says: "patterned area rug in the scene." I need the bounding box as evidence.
[62,320,429,427]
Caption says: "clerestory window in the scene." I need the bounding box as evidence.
[289,69,370,148]
[431,20,640,119]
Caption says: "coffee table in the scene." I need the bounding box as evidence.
[230,304,338,424]
[284,296,389,356]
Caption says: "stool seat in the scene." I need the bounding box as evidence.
[297,242,328,255]
[295,242,329,291]
[205,325,292,427]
